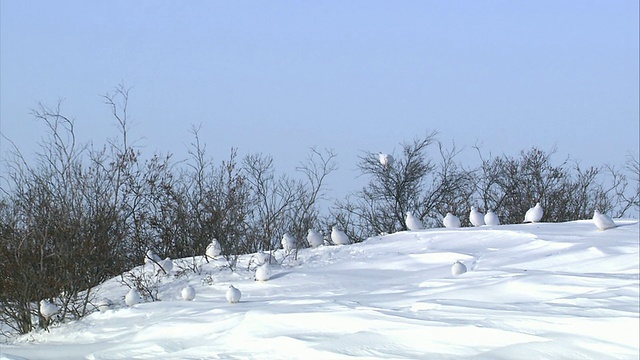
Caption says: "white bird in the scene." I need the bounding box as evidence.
[405,211,423,231]
[378,153,394,168]
[144,249,161,265]
[125,289,141,307]
[469,207,485,227]
[181,285,196,301]
[593,210,616,231]
[443,212,461,229]
[524,202,544,223]
[306,229,324,248]
[39,300,59,320]
[451,261,467,276]
[96,298,113,312]
[206,239,222,259]
[331,226,351,245]
[281,233,296,255]
[226,285,241,303]
[157,257,173,275]
[484,210,500,226]
[255,263,272,281]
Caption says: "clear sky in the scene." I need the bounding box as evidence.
[1,1,638,196]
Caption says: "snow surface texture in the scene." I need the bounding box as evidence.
[2,220,639,359]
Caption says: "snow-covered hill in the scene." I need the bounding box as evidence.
[2,220,639,359]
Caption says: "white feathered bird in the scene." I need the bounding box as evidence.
[255,263,272,282]
[96,298,113,312]
[524,202,544,223]
[125,289,141,307]
[281,233,296,255]
[484,210,500,226]
[469,207,485,227]
[451,261,467,276]
[405,211,423,231]
[306,229,324,248]
[39,300,59,320]
[144,249,161,265]
[331,226,351,245]
[157,257,173,275]
[206,239,222,259]
[378,153,394,168]
[181,285,196,301]
[226,285,241,303]
[593,210,616,231]
[443,213,461,228]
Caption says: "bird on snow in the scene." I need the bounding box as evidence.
[405,211,424,231]
[96,298,114,312]
[281,233,296,255]
[181,285,196,301]
[378,152,394,169]
[484,210,500,226]
[226,285,241,303]
[443,212,461,228]
[255,263,272,282]
[206,239,222,259]
[524,202,544,223]
[39,300,59,320]
[144,249,161,266]
[331,226,351,245]
[469,207,485,227]
[306,229,324,248]
[157,257,173,276]
[125,288,141,307]
[593,210,616,231]
[451,261,467,276]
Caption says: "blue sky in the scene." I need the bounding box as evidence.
[1,1,638,196]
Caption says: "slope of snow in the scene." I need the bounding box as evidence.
[1,220,638,359]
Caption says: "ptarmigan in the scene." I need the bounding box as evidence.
[255,263,272,282]
[39,300,59,320]
[206,239,222,259]
[226,285,241,303]
[331,226,351,245]
[443,213,461,228]
[96,298,113,312]
[181,285,196,301]
[378,153,394,168]
[144,249,161,265]
[451,261,467,276]
[469,207,485,227]
[125,288,141,307]
[484,210,500,226]
[405,211,423,231]
[524,202,544,223]
[281,233,296,255]
[157,257,173,275]
[593,210,616,231]
[306,229,324,248]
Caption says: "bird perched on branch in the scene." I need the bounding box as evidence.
[378,152,394,169]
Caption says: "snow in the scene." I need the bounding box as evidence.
[1,220,638,359]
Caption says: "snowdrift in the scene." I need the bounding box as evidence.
[2,220,638,359]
